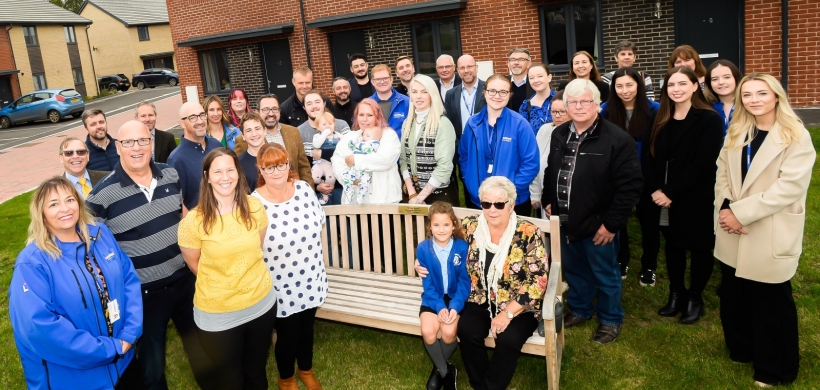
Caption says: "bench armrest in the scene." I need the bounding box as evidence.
[541,263,562,321]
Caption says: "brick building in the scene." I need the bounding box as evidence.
[166,0,819,108]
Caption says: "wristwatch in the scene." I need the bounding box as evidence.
[504,310,514,319]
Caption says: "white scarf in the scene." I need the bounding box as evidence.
[473,211,518,318]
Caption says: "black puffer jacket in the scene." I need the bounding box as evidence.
[542,117,643,241]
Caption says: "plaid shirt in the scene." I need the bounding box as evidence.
[557,119,598,223]
[264,125,286,146]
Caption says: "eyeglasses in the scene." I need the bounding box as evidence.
[550,110,568,116]
[182,113,207,122]
[61,149,89,157]
[480,200,509,210]
[118,138,152,148]
[508,57,531,63]
[565,100,595,108]
[486,89,510,97]
[435,65,454,71]
[260,107,280,114]
[259,163,289,174]
[372,77,391,84]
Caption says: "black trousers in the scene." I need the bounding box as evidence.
[719,262,799,385]
[457,302,538,390]
[617,225,631,268]
[115,358,146,390]
[275,307,318,379]
[137,272,213,390]
[196,304,278,390]
[664,237,714,297]
[635,201,660,271]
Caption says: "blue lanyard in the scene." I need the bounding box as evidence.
[746,142,752,172]
[462,87,477,115]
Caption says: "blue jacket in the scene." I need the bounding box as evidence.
[85,134,120,171]
[458,107,540,206]
[209,123,241,150]
[417,238,470,314]
[370,89,410,139]
[712,101,734,136]
[9,224,143,390]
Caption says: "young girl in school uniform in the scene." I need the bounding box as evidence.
[417,201,470,390]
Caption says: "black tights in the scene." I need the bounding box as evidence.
[275,307,318,379]
[665,243,714,298]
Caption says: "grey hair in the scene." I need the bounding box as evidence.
[436,54,455,65]
[332,77,350,88]
[478,176,517,204]
[134,101,157,117]
[563,79,601,105]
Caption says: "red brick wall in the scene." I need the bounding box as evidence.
[745,0,820,107]
[0,26,21,101]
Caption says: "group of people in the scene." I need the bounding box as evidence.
[8,37,815,390]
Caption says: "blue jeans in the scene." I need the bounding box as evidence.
[561,229,624,325]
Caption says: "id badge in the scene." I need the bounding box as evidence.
[108,299,121,323]
[487,164,493,174]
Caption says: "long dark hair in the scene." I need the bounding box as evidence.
[197,148,253,234]
[705,59,743,98]
[568,51,602,82]
[425,201,465,240]
[606,67,650,138]
[650,66,715,156]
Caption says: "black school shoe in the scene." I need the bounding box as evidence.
[427,365,443,390]
[443,363,457,390]
[639,269,656,287]
[619,263,629,280]
[591,324,621,345]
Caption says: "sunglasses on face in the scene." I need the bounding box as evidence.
[61,149,89,157]
[480,200,509,210]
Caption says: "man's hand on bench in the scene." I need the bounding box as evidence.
[414,260,429,278]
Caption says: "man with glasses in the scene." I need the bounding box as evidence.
[394,56,416,96]
[347,53,372,103]
[252,94,313,188]
[59,136,108,199]
[280,67,334,127]
[444,54,487,206]
[507,48,535,111]
[331,77,356,126]
[167,101,222,212]
[87,120,212,390]
[541,79,642,345]
[369,64,410,138]
[82,109,119,171]
[434,54,461,102]
[135,101,177,163]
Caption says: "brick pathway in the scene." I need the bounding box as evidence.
[0,94,183,203]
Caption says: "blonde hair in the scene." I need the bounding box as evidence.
[316,111,336,129]
[27,177,94,259]
[725,73,805,149]
[400,74,444,146]
[478,176,517,204]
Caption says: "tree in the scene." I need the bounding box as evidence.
[50,0,85,13]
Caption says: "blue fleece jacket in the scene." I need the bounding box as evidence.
[370,89,410,139]
[418,238,470,314]
[458,107,540,206]
[9,224,143,390]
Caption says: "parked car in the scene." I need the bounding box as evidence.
[98,74,131,92]
[132,68,178,90]
[0,89,84,129]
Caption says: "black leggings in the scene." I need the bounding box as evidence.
[196,305,277,390]
[275,307,318,379]
[664,238,714,297]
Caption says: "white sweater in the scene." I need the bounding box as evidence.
[331,128,403,204]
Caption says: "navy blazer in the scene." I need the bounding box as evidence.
[418,238,470,313]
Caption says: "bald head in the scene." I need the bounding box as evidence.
[457,55,478,87]
[118,120,150,139]
[178,101,207,142]
[116,120,152,173]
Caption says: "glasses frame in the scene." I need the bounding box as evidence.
[565,100,595,108]
[182,113,207,122]
[117,138,152,148]
[259,107,280,114]
[485,89,511,97]
[60,149,89,157]
[480,200,509,210]
[550,110,569,116]
[258,162,290,174]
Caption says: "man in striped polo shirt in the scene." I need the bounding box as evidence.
[87,120,210,390]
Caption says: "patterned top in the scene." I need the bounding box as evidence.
[462,215,550,318]
[519,90,556,133]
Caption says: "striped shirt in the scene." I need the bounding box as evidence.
[86,162,188,289]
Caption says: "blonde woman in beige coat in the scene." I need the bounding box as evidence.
[714,73,816,388]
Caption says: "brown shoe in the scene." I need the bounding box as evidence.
[591,324,621,345]
[564,313,590,328]
[297,369,323,390]
[278,376,299,390]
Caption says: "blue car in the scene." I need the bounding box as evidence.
[0,89,85,129]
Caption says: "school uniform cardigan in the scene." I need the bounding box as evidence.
[417,238,471,314]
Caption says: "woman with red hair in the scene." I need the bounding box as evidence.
[227,88,251,127]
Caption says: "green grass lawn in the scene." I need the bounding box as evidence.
[1,130,818,389]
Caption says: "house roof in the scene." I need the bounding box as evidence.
[177,23,295,47]
[307,0,467,28]
[79,0,169,27]
[0,0,92,25]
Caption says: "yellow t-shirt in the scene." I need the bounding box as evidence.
[178,196,271,313]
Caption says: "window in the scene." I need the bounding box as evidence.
[23,26,38,46]
[33,93,52,102]
[72,68,84,84]
[538,1,603,71]
[64,26,76,44]
[199,49,231,93]
[33,73,47,90]
[143,56,174,70]
[411,18,462,77]
[138,26,150,41]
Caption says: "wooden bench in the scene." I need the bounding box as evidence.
[316,204,565,389]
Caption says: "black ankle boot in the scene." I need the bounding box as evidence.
[680,298,705,324]
[658,292,686,317]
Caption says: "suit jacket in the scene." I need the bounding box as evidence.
[348,78,372,104]
[435,74,462,102]
[444,80,487,136]
[232,124,315,190]
[153,129,177,163]
[65,170,109,187]
[714,125,816,283]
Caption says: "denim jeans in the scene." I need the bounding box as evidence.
[561,229,624,325]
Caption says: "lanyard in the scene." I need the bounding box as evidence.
[746,142,752,172]
[462,87,477,116]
